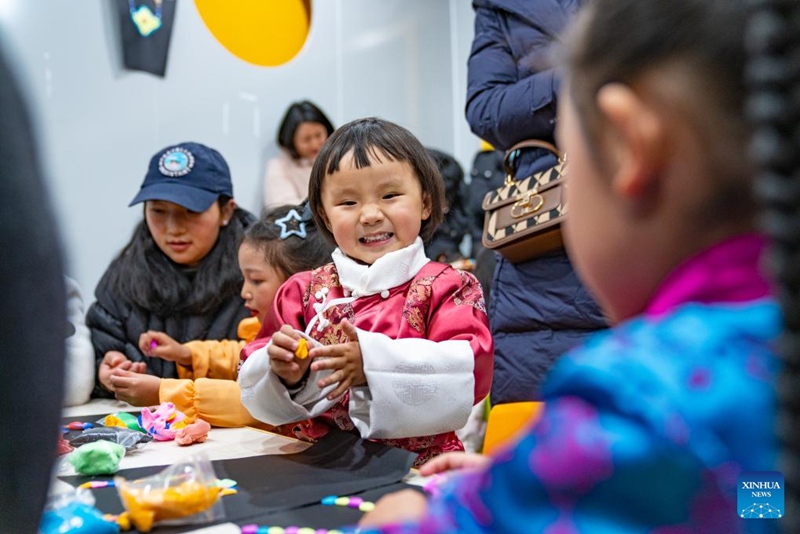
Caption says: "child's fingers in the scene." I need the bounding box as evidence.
[310,354,342,372]
[109,373,133,388]
[418,452,490,476]
[103,351,127,368]
[340,319,359,342]
[316,369,344,389]
[149,331,172,343]
[325,377,350,400]
[110,368,135,378]
[268,343,297,363]
[130,362,147,374]
[272,331,299,353]
[138,334,152,354]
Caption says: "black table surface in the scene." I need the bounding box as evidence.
[58,417,421,533]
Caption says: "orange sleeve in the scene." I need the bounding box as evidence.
[159,377,267,428]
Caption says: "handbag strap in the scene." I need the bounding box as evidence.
[503,140,561,185]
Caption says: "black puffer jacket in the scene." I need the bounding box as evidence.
[87,208,253,397]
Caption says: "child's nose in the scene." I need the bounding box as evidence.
[360,204,383,225]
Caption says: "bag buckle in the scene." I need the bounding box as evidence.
[511,192,544,218]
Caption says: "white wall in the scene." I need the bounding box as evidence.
[0,0,478,299]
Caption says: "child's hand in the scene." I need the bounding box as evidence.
[309,320,365,400]
[268,325,313,387]
[138,331,192,367]
[358,489,428,528]
[418,451,491,476]
[98,351,146,393]
[108,368,161,406]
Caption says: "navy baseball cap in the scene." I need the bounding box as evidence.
[129,142,234,212]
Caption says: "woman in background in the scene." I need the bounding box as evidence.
[263,100,334,208]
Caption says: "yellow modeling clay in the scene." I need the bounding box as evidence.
[118,481,221,532]
[295,337,309,359]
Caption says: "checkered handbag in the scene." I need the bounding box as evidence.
[481,140,566,263]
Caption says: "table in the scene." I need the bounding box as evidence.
[52,400,428,533]
[58,400,309,478]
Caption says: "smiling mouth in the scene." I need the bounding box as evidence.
[360,233,393,244]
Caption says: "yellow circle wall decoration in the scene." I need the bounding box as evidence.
[194,0,311,67]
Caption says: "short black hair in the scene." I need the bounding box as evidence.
[307,117,446,244]
[426,147,465,211]
[277,100,335,159]
[241,203,334,279]
[565,0,751,225]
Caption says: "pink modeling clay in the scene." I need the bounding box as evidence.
[57,435,74,455]
[174,419,211,446]
[139,402,188,441]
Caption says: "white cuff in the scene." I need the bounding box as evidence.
[350,329,475,439]
[239,341,338,425]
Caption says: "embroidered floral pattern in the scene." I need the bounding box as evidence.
[453,271,487,314]
[317,304,355,345]
[383,433,464,468]
[324,395,356,431]
[303,264,354,344]
[306,264,340,308]
[403,276,435,335]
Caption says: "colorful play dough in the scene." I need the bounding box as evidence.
[102,411,145,432]
[294,337,309,359]
[68,441,125,475]
[117,480,221,532]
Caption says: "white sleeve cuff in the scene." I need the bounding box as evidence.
[350,329,475,439]
[238,341,338,425]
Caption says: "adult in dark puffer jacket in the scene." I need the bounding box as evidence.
[466,0,606,404]
[87,142,254,403]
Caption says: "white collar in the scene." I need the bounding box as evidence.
[331,237,430,298]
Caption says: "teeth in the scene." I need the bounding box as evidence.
[362,233,390,243]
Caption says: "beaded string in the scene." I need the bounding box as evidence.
[321,495,375,513]
[240,527,342,534]
[240,494,376,534]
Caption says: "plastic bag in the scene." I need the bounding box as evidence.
[69,426,152,451]
[39,487,118,534]
[114,453,225,532]
[98,411,145,433]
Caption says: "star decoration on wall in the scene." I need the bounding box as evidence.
[275,208,307,239]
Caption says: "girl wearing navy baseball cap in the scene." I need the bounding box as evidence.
[86,142,256,404]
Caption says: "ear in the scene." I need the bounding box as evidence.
[596,83,666,201]
[219,199,236,226]
[421,192,432,221]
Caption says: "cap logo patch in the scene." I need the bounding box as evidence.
[159,147,195,177]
